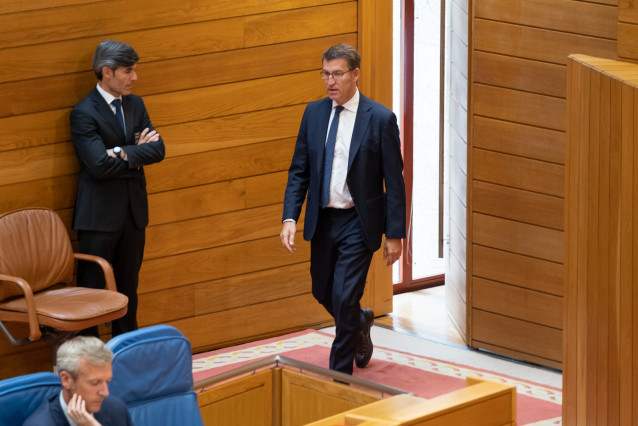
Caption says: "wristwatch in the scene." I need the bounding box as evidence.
[113,146,122,158]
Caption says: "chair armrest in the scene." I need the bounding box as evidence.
[73,253,117,292]
[0,274,41,341]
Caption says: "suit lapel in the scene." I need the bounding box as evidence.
[89,88,126,141]
[50,394,71,425]
[348,95,372,172]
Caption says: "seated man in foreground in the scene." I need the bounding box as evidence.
[23,336,132,426]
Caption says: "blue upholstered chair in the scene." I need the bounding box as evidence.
[0,372,61,426]
[106,325,204,426]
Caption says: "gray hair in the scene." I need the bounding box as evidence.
[322,43,361,70]
[92,40,139,80]
[57,336,113,378]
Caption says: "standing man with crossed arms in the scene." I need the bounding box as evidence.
[70,40,165,337]
[281,43,406,375]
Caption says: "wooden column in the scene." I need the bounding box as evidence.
[564,54,638,425]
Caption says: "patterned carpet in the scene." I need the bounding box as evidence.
[193,329,562,425]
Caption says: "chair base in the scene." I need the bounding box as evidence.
[0,320,30,346]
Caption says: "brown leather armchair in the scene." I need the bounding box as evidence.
[0,207,128,346]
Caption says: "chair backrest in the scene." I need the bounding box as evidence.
[0,208,74,302]
[0,371,61,426]
[106,325,204,426]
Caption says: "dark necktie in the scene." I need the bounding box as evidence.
[321,105,344,208]
[111,98,125,133]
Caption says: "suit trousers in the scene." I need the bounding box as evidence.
[310,207,374,375]
[77,207,146,337]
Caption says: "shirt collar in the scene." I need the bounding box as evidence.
[96,82,121,106]
[59,391,78,426]
[59,391,96,426]
[332,88,359,113]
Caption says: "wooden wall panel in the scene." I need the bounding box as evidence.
[467,0,618,367]
[473,213,563,263]
[1,35,356,118]
[198,369,273,426]
[473,149,564,197]
[473,52,565,98]
[473,85,566,131]
[473,116,564,164]
[0,0,396,378]
[619,1,638,62]
[473,278,562,329]
[472,310,562,367]
[473,245,562,296]
[474,19,617,66]
[564,54,638,426]
[0,0,341,49]
[475,0,617,39]
[472,181,564,230]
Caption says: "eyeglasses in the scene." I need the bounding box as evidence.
[320,69,353,81]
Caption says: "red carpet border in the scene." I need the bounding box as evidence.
[193,330,561,425]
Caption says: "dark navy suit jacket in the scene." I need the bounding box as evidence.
[282,94,406,250]
[70,87,165,232]
[23,393,133,426]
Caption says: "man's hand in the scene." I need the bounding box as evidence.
[280,221,297,253]
[137,127,159,145]
[67,394,102,426]
[383,238,402,266]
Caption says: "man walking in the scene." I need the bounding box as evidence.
[280,43,406,375]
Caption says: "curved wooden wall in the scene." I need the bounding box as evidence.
[466,0,618,369]
[0,0,394,379]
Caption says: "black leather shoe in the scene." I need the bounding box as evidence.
[355,308,374,368]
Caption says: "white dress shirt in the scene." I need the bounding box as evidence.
[325,89,359,209]
[96,83,126,131]
[59,391,82,426]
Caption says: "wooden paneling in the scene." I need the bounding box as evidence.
[473,213,563,263]
[474,19,616,66]
[138,235,308,294]
[0,0,344,49]
[473,52,565,98]
[171,293,332,351]
[198,369,273,426]
[619,1,638,62]
[472,245,562,297]
[0,35,356,118]
[472,180,564,230]
[475,0,617,39]
[0,0,395,378]
[473,85,566,131]
[467,0,619,368]
[309,379,516,426]
[473,277,562,329]
[472,116,564,164]
[473,148,564,197]
[563,54,638,426]
[472,309,562,365]
[281,369,378,425]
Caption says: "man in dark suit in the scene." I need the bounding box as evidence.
[281,43,406,375]
[23,336,132,426]
[70,40,165,337]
